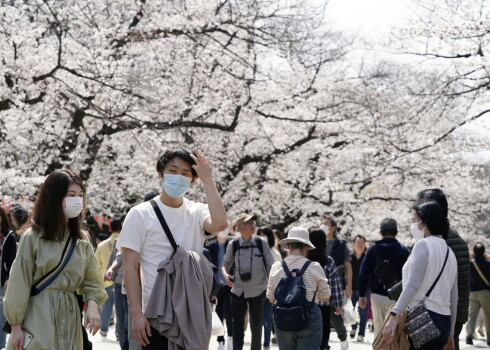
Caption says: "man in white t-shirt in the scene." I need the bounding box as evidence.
[117,148,228,349]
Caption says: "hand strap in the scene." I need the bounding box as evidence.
[31,236,76,296]
[425,247,450,298]
[472,259,490,288]
[150,200,178,252]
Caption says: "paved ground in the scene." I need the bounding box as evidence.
[89,323,489,349]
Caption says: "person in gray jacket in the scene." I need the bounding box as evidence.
[388,188,469,350]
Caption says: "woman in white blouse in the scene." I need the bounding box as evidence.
[383,201,458,350]
[267,227,331,350]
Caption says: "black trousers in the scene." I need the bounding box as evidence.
[143,327,168,350]
[231,291,265,350]
[320,303,348,349]
[454,321,464,350]
[216,285,233,342]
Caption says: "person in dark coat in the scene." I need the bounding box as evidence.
[0,207,17,349]
[358,219,409,337]
[465,242,490,346]
[205,231,233,350]
[388,188,470,350]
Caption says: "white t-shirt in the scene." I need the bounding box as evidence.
[117,195,210,311]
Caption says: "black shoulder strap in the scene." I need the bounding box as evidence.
[297,260,312,277]
[232,238,240,256]
[31,236,77,296]
[255,236,268,271]
[281,260,292,277]
[426,247,450,298]
[150,199,178,252]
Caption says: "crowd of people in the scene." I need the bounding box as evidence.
[0,147,488,350]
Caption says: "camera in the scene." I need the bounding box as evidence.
[239,272,251,281]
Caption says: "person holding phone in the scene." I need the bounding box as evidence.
[4,169,107,350]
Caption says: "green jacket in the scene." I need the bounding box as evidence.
[388,229,470,324]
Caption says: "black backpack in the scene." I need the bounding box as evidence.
[273,260,316,332]
[231,236,268,271]
[374,248,401,292]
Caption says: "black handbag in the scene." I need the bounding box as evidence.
[404,247,450,349]
[3,236,77,333]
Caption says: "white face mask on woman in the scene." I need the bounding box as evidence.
[63,196,83,218]
[410,220,426,240]
[320,224,330,234]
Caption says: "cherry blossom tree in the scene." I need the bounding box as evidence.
[1,0,488,242]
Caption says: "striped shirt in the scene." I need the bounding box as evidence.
[267,255,331,303]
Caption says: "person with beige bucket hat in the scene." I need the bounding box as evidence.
[267,227,331,350]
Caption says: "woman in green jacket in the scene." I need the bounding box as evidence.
[4,169,107,350]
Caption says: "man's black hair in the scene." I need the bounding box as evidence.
[412,201,450,239]
[353,234,366,243]
[156,148,197,178]
[474,242,485,256]
[97,233,108,241]
[416,189,448,217]
[380,218,398,237]
[110,219,122,232]
[11,205,29,227]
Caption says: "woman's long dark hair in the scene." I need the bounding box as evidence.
[26,169,86,241]
[257,226,275,248]
[307,228,328,267]
[273,229,288,259]
[0,207,10,236]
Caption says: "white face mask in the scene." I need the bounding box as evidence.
[63,196,83,218]
[320,224,330,234]
[218,230,229,238]
[410,220,426,240]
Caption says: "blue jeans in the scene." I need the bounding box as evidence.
[101,284,115,333]
[114,283,129,350]
[351,290,367,336]
[0,287,6,348]
[274,304,323,350]
[409,310,450,350]
[263,299,273,347]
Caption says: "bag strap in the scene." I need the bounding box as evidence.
[150,199,178,252]
[281,260,292,277]
[297,260,312,277]
[472,259,490,288]
[255,236,269,273]
[31,236,77,296]
[425,247,450,298]
[232,239,239,256]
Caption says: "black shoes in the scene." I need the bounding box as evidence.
[465,336,473,345]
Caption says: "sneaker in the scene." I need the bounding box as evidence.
[357,335,364,342]
[477,327,485,338]
[271,336,277,344]
[466,336,473,345]
[217,341,225,350]
[263,347,270,350]
[349,329,356,339]
[340,340,349,350]
[100,330,107,337]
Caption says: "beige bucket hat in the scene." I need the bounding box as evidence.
[279,227,316,250]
